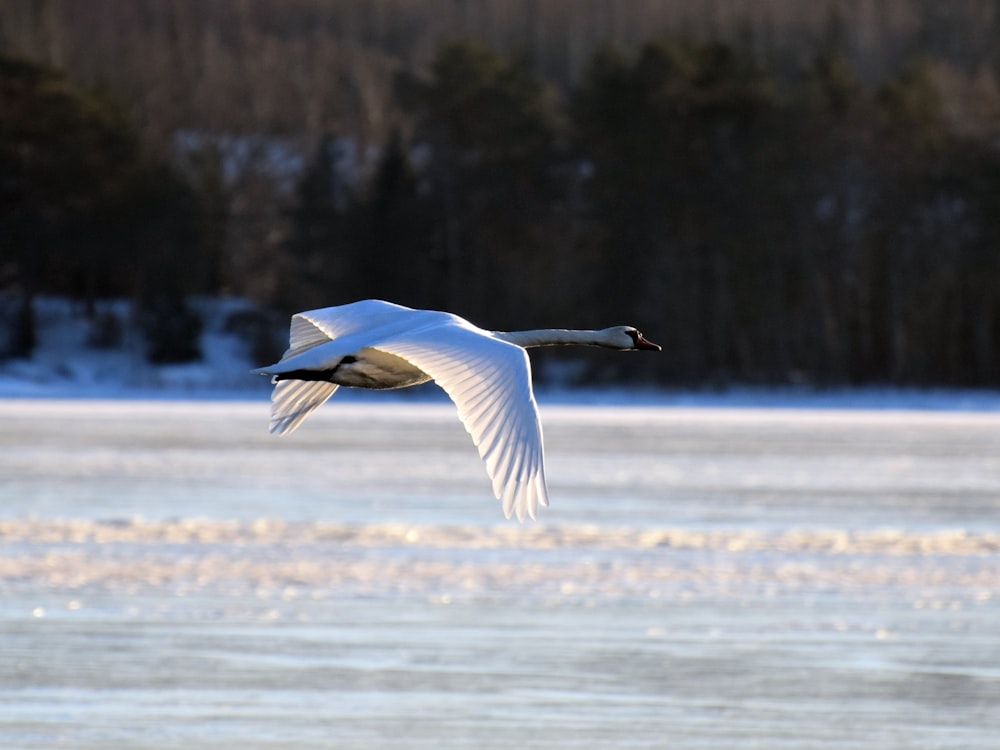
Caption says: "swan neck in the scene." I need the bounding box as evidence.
[495,329,607,348]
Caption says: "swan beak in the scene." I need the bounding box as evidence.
[635,334,661,351]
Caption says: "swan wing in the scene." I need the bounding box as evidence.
[374,324,549,521]
[285,300,416,358]
[267,380,339,435]
[261,300,417,433]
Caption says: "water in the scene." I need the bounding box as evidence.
[1,398,998,749]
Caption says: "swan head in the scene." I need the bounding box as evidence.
[602,326,662,351]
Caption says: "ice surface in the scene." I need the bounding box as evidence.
[1,399,999,749]
[3,299,999,748]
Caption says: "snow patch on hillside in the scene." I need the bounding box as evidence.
[1,296,999,411]
[0,297,269,398]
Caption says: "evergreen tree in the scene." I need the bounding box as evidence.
[0,55,207,360]
[278,135,356,312]
[574,37,779,382]
[400,40,565,327]
[356,130,440,309]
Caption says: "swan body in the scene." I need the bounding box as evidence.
[252,299,660,521]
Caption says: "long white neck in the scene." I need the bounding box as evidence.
[494,329,615,349]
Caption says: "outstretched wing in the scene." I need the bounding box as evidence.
[258,300,417,434]
[374,322,549,521]
[267,380,339,435]
[286,300,416,358]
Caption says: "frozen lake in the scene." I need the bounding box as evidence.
[1,398,999,749]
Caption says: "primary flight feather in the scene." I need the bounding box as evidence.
[253,299,660,521]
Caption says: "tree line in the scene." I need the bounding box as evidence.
[3,1,998,147]
[2,31,999,385]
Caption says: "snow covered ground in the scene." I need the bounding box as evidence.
[0,297,271,398]
[2,300,998,749]
[1,398,998,749]
[3,296,1000,411]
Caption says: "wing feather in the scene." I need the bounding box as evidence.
[257,300,419,432]
[283,315,332,359]
[280,301,411,360]
[295,299,417,342]
[269,380,339,435]
[373,323,548,520]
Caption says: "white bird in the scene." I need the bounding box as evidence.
[252,299,660,521]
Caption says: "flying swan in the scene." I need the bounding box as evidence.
[253,299,660,520]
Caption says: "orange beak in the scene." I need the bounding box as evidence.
[635,334,661,351]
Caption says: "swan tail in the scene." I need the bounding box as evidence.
[268,380,339,435]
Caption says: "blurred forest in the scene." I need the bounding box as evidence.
[1,0,999,386]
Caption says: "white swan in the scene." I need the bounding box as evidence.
[252,299,660,521]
